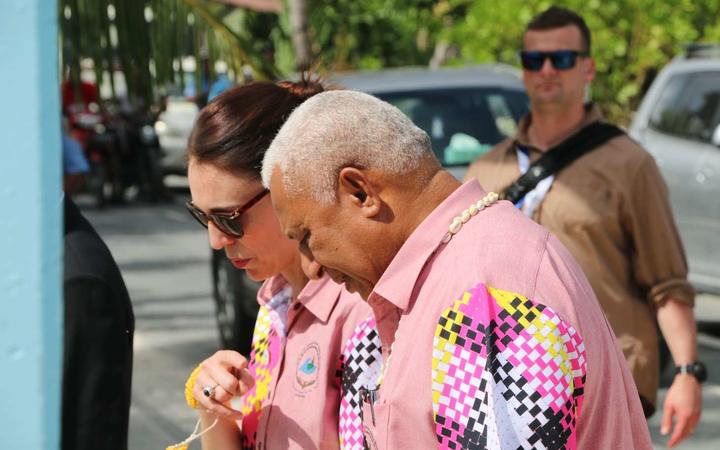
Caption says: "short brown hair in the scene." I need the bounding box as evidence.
[525,6,591,53]
[187,77,325,179]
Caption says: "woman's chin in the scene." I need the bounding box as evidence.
[244,267,270,282]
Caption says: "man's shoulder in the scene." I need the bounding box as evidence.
[464,137,516,184]
[480,137,514,162]
[586,121,655,165]
[64,228,120,282]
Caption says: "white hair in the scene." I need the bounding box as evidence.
[261,90,433,203]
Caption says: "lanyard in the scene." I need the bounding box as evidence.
[515,145,554,218]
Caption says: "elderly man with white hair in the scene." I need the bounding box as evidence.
[261,90,652,449]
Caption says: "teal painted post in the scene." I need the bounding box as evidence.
[0,0,62,449]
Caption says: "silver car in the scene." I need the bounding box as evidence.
[629,46,720,292]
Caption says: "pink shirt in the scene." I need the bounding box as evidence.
[236,274,382,450]
[361,180,651,450]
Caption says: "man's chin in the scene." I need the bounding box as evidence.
[343,279,372,300]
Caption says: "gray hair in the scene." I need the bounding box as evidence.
[261,90,433,203]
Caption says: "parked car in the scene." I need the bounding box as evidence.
[629,44,720,293]
[213,65,530,353]
[155,97,199,175]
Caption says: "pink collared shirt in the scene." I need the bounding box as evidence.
[236,273,382,450]
[361,180,651,450]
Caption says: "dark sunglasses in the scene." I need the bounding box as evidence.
[186,189,269,239]
[519,50,589,71]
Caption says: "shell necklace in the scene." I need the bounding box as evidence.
[375,191,499,386]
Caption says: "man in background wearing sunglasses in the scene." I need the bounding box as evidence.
[466,5,702,448]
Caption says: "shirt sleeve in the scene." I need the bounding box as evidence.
[63,276,133,450]
[431,283,586,449]
[623,152,695,307]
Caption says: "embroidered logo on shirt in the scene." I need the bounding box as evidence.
[294,342,321,395]
[431,283,587,450]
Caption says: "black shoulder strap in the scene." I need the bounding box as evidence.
[502,122,624,204]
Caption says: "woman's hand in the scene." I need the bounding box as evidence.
[192,350,255,419]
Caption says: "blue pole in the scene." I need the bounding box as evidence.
[0,0,62,449]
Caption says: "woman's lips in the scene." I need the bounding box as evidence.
[231,258,251,269]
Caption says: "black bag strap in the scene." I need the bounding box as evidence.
[502,122,625,204]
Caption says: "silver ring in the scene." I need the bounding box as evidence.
[202,383,219,398]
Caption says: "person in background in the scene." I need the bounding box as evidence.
[62,195,134,450]
[464,6,702,448]
[62,117,90,195]
[207,61,234,103]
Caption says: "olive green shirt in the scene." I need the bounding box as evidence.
[465,104,695,411]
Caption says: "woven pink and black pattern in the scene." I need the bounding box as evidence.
[432,284,586,450]
[337,317,383,450]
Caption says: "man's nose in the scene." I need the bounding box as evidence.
[208,222,235,250]
[539,56,557,75]
[304,258,324,280]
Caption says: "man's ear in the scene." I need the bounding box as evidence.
[337,167,382,218]
[584,57,596,83]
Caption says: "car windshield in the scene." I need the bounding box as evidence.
[376,87,529,166]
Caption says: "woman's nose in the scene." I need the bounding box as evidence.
[207,222,235,250]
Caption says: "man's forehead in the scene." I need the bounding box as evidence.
[523,25,583,50]
[268,166,305,231]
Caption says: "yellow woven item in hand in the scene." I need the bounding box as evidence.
[184,364,203,409]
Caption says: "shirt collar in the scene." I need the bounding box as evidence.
[295,274,341,323]
[369,179,488,311]
[258,273,341,323]
[514,102,603,150]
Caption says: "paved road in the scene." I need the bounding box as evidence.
[79,195,720,450]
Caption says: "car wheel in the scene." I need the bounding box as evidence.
[211,250,261,355]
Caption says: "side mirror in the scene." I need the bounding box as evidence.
[712,124,720,147]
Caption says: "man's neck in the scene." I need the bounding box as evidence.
[528,103,587,151]
[399,169,461,242]
[282,254,310,299]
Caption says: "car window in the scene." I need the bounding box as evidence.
[649,71,720,143]
[377,88,529,166]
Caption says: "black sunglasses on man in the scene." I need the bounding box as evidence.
[520,49,589,71]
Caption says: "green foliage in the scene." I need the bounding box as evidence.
[306,0,445,71]
[58,0,720,122]
[58,0,283,107]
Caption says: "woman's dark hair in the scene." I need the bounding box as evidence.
[525,6,592,54]
[187,77,325,179]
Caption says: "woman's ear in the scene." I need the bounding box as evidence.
[337,167,381,218]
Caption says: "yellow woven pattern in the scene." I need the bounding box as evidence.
[184,364,203,409]
[241,306,274,416]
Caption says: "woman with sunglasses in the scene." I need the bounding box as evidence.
[179,80,382,450]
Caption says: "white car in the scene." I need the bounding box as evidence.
[155,97,199,175]
[629,45,720,292]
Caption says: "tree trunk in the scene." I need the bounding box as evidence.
[288,0,310,71]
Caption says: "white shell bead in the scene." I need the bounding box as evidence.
[443,192,497,242]
[449,219,462,234]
